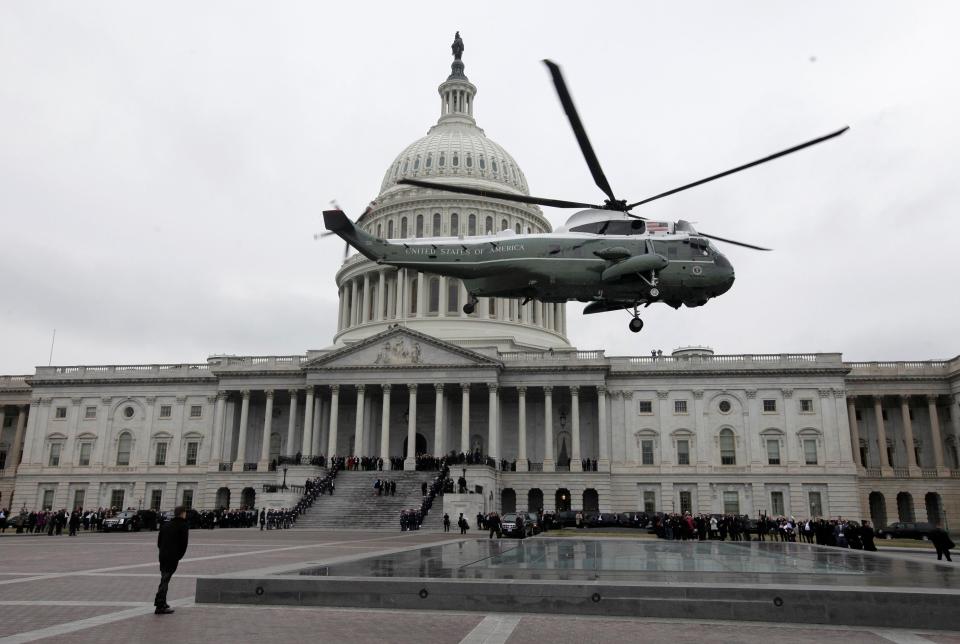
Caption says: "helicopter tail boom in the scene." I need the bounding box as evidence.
[322,209,382,262]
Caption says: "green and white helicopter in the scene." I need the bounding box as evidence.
[324,60,846,333]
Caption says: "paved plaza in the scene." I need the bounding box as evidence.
[0,529,958,643]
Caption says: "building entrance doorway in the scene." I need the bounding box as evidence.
[555,488,571,512]
[402,433,427,456]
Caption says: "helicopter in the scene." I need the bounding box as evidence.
[323,60,847,333]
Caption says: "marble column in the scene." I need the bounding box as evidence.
[516,387,528,471]
[377,271,386,321]
[354,385,366,456]
[570,386,582,471]
[232,390,250,471]
[211,392,227,466]
[928,395,947,473]
[847,397,862,467]
[259,389,274,467]
[311,396,323,457]
[302,386,315,456]
[327,385,340,457]
[460,383,470,453]
[405,384,417,469]
[380,384,392,465]
[350,280,359,326]
[286,391,299,458]
[361,274,371,323]
[543,386,555,472]
[9,405,28,474]
[416,273,425,318]
[597,386,610,472]
[434,384,445,456]
[952,394,960,467]
[488,384,499,461]
[873,396,892,473]
[900,396,919,474]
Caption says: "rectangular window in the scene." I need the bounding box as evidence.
[110,489,125,510]
[679,491,692,515]
[674,400,688,414]
[762,399,777,413]
[55,407,67,419]
[677,440,690,465]
[770,491,785,516]
[638,400,653,414]
[643,491,656,513]
[186,442,199,466]
[182,489,194,510]
[859,444,868,467]
[766,439,781,465]
[808,491,823,518]
[2,415,11,428]
[882,409,888,421]
[155,442,167,466]
[73,489,85,510]
[855,410,862,421]
[190,405,203,418]
[78,443,92,466]
[800,399,813,413]
[641,440,654,465]
[84,406,97,419]
[723,491,740,515]
[159,405,172,418]
[48,443,61,467]
[42,489,54,511]
[804,439,818,465]
[150,489,163,511]
[0,450,5,469]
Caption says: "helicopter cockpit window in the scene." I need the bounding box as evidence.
[570,220,645,235]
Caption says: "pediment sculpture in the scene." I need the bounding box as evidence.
[374,338,423,366]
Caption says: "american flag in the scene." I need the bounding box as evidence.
[646,221,670,233]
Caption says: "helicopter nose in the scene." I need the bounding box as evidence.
[714,253,735,293]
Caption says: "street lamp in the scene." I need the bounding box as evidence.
[281,466,289,490]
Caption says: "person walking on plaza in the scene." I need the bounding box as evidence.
[154,506,189,615]
[930,522,955,562]
[443,513,451,532]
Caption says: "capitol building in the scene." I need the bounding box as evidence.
[1,40,959,529]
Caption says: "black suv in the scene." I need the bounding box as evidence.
[500,513,530,538]
[877,521,936,540]
[101,511,141,532]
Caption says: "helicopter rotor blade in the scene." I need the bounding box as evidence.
[626,126,849,210]
[543,59,617,203]
[398,178,601,210]
[698,231,772,252]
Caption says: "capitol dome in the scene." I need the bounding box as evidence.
[332,34,569,351]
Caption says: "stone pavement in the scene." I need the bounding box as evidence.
[0,528,956,644]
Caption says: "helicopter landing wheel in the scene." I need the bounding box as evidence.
[649,287,660,298]
[463,302,475,314]
[629,318,644,333]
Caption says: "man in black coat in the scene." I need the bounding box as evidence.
[154,506,189,614]
[930,522,955,562]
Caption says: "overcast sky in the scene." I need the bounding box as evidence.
[2,1,958,374]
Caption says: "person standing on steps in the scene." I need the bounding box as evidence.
[154,506,189,615]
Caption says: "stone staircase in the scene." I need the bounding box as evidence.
[294,469,442,530]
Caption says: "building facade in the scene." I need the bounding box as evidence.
[2,38,958,527]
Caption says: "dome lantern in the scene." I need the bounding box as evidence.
[437,31,477,127]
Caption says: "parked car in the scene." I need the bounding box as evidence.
[555,510,579,528]
[500,513,530,539]
[101,511,141,532]
[877,521,935,540]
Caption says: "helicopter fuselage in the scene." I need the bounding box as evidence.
[324,209,735,312]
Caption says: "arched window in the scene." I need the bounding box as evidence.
[491,159,498,173]
[479,155,486,170]
[485,216,493,234]
[450,213,459,236]
[376,223,382,238]
[425,153,432,168]
[447,279,460,312]
[439,152,445,167]
[387,220,394,239]
[452,152,459,167]
[415,214,424,238]
[400,217,408,238]
[897,492,915,522]
[428,278,440,313]
[413,156,420,170]
[501,218,509,231]
[466,153,473,168]
[468,214,477,236]
[515,223,521,234]
[409,277,418,316]
[432,213,442,236]
[117,432,132,466]
[869,492,887,527]
[719,429,736,465]
[402,158,408,172]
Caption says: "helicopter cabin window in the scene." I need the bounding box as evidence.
[466,153,473,168]
[479,155,485,170]
[447,279,460,312]
[425,153,432,168]
[501,219,509,231]
[413,156,420,170]
[468,214,477,236]
[569,220,645,235]
[439,152,445,167]
[485,216,493,234]
[450,213,459,236]
[415,215,424,237]
[387,220,394,239]
[452,152,459,167]
[428,278,440,314]
[400,217,408,238]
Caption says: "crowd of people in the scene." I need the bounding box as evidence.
[399,459,450,531]
[374,479,397,496]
